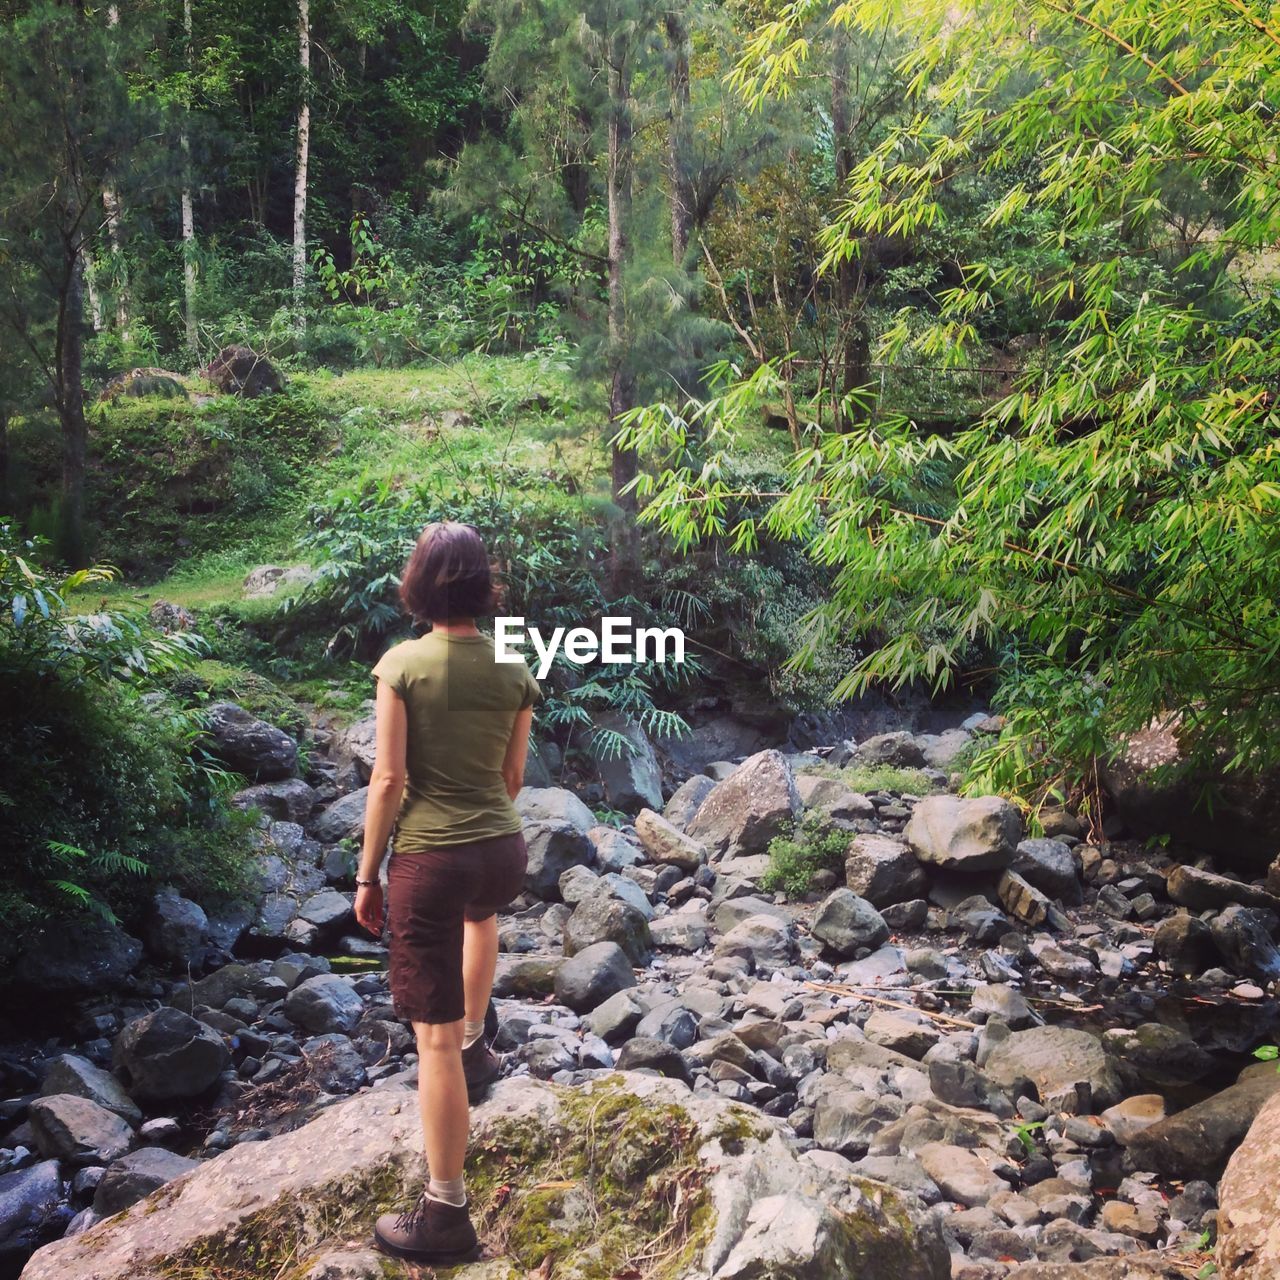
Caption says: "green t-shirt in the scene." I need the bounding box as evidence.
[372,631,540,850]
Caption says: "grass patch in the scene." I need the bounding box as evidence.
[760,812,853,897]
[799,761,939,796]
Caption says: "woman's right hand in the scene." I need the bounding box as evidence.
[355,882,385,937]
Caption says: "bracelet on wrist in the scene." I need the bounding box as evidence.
[355,877,379,888]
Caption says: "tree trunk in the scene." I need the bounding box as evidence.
[180,0,198,354]
[665,11,694,267]
[0,406,9,516]
[103,3,130,340]
[292,0,311,332]
[57,218,89,566]
[607,43,639,592]
[831,26,870,429]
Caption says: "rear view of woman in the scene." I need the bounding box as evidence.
[354,521,538,1264]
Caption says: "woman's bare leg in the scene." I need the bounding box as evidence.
[462,915,500,1026]
[414,1019,468,1182]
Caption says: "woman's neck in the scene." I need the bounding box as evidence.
[431,618,481,637]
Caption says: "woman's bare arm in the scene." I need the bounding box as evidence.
[501,705,534,801]
[358,678,408,884]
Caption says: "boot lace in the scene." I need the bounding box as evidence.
[394,1191,431,1234]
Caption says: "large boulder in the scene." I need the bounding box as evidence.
[634,808,707,871]
[308,789,368,844]
[1211,905,1280,980]
[562,894,652,965]
[0,1160,68,1274]
[1010,838,1083,906]
[28,1095,135,1165]
[905,794,1024,872]
[523,819,594,899]
[1126,1075,1280,1181]
[553,942,637,1013]
[94,1150,200,1217]
[844,834,927,907]
[9,917,141,1001]
[854,731,925,767]
[811,889,889,957]
[1218,1087,1280,1278]
[686,750,801,861]
[39,1054,142,1126]
[19,1073,948,1280]
[1167,864,1280,913]
[100,367,188,401]
[982,1026,1121,1113]
[516,786,596,834]
[242,565,315,600]
[143,888,210,966]
[663,774,716,830]
[590,713,663,812]
[283,974,365,1035]
[231,778,318,824]
[113,1008,230,1102]
[204,702,297,782]
[796,774,875,822]
[204,344,284,398]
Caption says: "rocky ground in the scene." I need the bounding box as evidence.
[3,702,1280,1279]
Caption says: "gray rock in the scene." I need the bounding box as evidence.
[1218,1088,1280,1279]
[1211,905,1280,980]
[864,1010,939,1060]
[849,1155,943,1205]
[523,819,595,899]
[812,889,890,957]
[714,914,796,970]
[614,1037,693,1084]
[492,955,560,999]
[905,795,1024,872]
[844,834,927,907]
[813,1088,905,1158]
[302,1034,368,1094]
[298,889,354,936]
[590,713,663,811]
[635,1002,698,1050]
[713,894,793,933]
[797,774,876,821]
[585,989,645,1044]
[0,1159,67,1267]
[998,871,1062,929]
[634,809,707,871]
[663,774,716,831]
[855,731,925,767]
[113,1008,230,1102]
[1152,913,1217,975]
[308,789,369,845]
[1167,864,1280,914]
[917,728,972,770]
[918,1142,1006,1207]
[1101,1023,1214,1089]
[283,975,364,1035]
[11,917,142,999]
[1011,839,1083,906]
[553,941,637,1012]
[882,899,929,930]
[559,863,602,905]
[649,912,710,952]
[983,1026,1121,1113]
[40,1054,142,1126]
[29,1095,134,1165]
[93,1148,199,1215]
[247,892,300,953]
[588,825,644,872]
[204,701,297,781]
[969,985,1037,1030]
[515,786,596,834]
[143,889,210,966]
[563,893,652,965]
[686,750,802,861]
[231,778,317,824]
[1035,945,1097,983]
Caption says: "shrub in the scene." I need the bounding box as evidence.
[760,812,852,897]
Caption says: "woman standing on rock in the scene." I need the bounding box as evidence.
[354,521,539,1265]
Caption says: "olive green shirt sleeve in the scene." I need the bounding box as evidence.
[520,663,542,710]
[372,642,412,699]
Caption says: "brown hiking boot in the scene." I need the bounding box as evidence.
[462,1035,501,1103]
[374,1192,479,1264]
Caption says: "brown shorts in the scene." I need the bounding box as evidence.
[386,831,528,1025]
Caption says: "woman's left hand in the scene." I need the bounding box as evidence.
[355,882,385,937]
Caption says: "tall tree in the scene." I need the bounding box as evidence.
[179,0,198,353]
[664,9,693,266]
[292,0,311,329]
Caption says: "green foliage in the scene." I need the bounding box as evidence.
[1252,1043,1280,1074]
[838,763,936,796]
[761,811,851,897]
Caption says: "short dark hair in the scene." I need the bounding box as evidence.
[399,522,497,623]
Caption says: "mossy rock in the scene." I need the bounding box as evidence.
[22,1073,947,1280]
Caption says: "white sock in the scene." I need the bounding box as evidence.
[462,1019,485,1049]
[427,1176,466,1207]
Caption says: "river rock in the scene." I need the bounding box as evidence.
[983,1026,1121,1113]
[10,917,142,1000]
[143,888,210,966]
[855,731,925,767]
[634,809,707,870]
[0,1160,67,1273]
[1101,1023,1214,1089]
[588,825,644,872]
[585,990,645,1044]
[1101,1095,1166,1146]
[113,1008,230,1102]
[917,728,972,770]
[37,1073,948,1280]
[686,749,801,860]
[905,795,1023,872]
[662,774,716,831]
[492,955,560,999]
[1010,838,1083,905]
[93,1149,200,1216]
[649,912,710,952]
[1217,1088,1280,1278]
[796,774,876,821]
[1004,1258,1191,1279]
[1152,913,1217,975]
[998,871,1055,927]
[29,1095,134,1165]
[1211,905,1280,980]
[298,888,354,938]
[713,894,792,933]
[813,1087,906,1159]
[590,713,663,811]
[308,789,369,844]
[553,941,636,1012]
[864,1010,939,1059]
[204,701,297,781]
[232,778,318,824]
[516,786,596,833]
[844,834,927,906]
[39,1054,142,1126]
[1167,864,1280,913]
[563,894,652,965]
[812,889,889,957]
[714,914,796,970]
[523,819,594,899]
[917,1142,1006,1207]
[1125,1075,1280,1180]
[283,975,365,1035]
